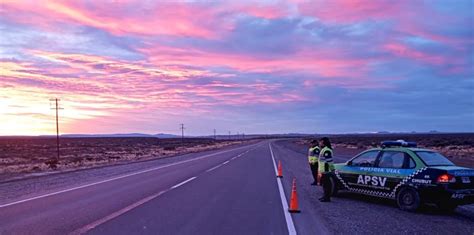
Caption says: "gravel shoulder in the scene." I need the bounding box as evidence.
[273,139,474,235]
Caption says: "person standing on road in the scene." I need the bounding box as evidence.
[308,140,320,185]
[318,137,334,202]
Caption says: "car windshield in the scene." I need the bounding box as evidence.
[415,151,454,166]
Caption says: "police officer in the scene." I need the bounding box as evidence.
[318,137,334,202]
[308,140,320,185]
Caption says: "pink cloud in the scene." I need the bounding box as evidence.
[140,44,372,83]
[2,1,226,38]
[231,3,292,19]
[2,0,471,135]
[2,50,308,121]
[383,42,446,65]
[297,0,470,46]
[298,0,402,23]
[1,0,294,39]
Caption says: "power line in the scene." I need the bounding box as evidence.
[49,98,63,162]
[180,124,185,142]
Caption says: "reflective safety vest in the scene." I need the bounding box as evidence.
[318,146,334,173]
[308,146,320,164]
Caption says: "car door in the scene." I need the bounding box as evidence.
[374,150,417,197]
[336,150,381,191]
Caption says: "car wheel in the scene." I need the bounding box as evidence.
[437,202,458,213]
[396,187,420,212]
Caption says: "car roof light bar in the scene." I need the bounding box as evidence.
[381,140,417,148]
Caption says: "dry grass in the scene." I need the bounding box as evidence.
[0,137,250,179]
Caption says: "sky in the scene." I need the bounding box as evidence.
[0,0,473,136]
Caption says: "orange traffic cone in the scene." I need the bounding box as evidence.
[288,178,300,213]
[277,160,283,178]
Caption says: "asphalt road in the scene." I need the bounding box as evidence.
[1,139,473,235]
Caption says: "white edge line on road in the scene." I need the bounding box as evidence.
[0,143,260,208]
[222,160,230,165]
[269,143,297,235]
[171,177,197,189]
[72,189,169,235]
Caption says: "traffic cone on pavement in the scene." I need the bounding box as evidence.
[288,178,300,213]
[277,160,283,178]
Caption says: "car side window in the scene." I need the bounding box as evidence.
[408,157,416,168]
[350,151,380,167]
[378,151,405,169]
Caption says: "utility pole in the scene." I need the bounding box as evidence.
[180,124,185,143]
[49,98,63,161]
[228,131,231,140]
[213,129,216,140]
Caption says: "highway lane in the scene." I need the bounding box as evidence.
[1,140,292,234]
[89,141,291,234]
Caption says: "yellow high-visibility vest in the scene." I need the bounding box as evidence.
[318,147,334,172]
[308,146,320,164]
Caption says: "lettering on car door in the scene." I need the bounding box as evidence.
[342,150,380,191]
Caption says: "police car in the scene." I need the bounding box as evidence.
[332,140,474,212]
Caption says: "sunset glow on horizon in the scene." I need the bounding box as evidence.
[1,0,473,136]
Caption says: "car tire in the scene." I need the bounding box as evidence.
[437,202,458,213]
[396,187,421,212]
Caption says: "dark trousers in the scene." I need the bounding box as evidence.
[321,173,333,200]
[309,163,318,183]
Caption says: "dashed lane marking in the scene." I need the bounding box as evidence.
[72,143,263,234]
[205,146,256,173]
[206,165,223,172]
[71,189,169,234]
[171,177,197,189]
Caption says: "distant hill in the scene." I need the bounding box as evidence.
[154,133,180,138]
